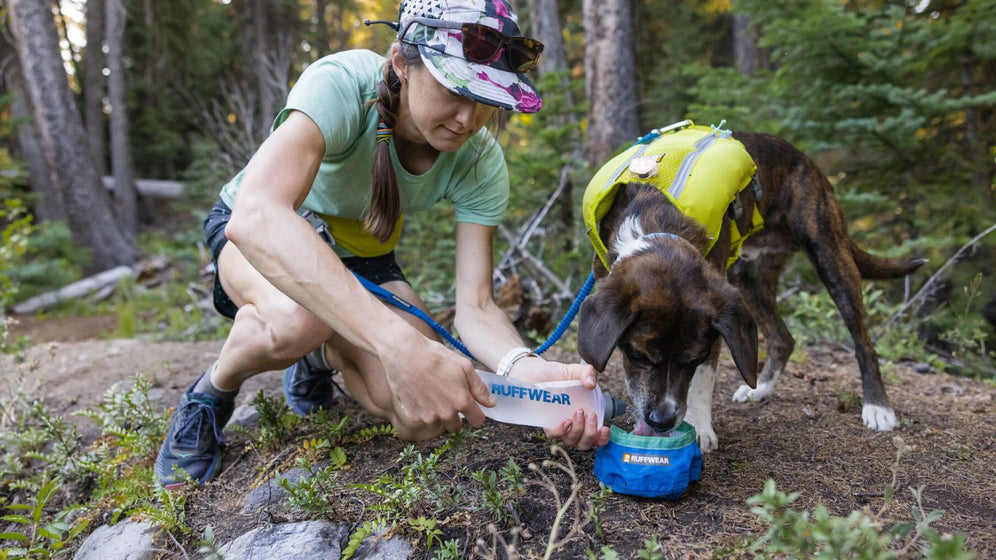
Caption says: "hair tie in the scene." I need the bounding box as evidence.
[376,122,394,145]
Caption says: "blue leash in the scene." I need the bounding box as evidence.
[354,271,596,361]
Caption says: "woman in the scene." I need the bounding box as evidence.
[155,0,610,489]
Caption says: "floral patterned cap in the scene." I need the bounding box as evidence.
[398,0,543,113]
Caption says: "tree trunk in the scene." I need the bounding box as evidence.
[528,0,567,78]
[105,0,138,236]
[8,0,138,271]
[0,25,63,222]
[84,0,107,178]
[733,12,766,75]
[583,0,640,166]
[313,0,330,59]
[526,0,577,246]
[253,0,277,141]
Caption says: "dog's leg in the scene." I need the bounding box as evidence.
[685,344,720,452]
[805,241,896,430]
[729,250,793,403]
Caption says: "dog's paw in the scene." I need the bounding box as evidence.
[685,414,718,452]
[732,382,773,403]
[695,427,719,453]
[862,404,896,431]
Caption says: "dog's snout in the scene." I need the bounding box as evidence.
[646,402,679,433]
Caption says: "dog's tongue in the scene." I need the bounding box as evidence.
[633,419,675,437]
[633,420,657,437]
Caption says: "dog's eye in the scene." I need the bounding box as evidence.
[622,345,660,365]
[677,354,708,369]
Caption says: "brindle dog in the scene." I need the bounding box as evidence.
[577,131,925,452]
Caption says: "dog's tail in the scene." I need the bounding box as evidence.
[850,241,927,280]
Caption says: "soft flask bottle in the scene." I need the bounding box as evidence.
[475,369,627,429]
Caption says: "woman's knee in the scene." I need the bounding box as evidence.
[238,300,331,360]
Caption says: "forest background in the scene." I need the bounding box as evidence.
[0,0,995,557]
[1,0,995,374]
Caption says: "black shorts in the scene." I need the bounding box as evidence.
[203,199,408,319]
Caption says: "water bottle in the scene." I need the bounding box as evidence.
[475,369,627,429]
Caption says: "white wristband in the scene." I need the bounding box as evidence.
[496,347,538,377]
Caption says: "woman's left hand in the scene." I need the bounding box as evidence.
[510,359,612,451]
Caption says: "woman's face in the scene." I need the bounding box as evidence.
[395,50,496,153]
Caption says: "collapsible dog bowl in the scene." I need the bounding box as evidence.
[593,422,702,499]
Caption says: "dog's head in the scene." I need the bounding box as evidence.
[578,242,758,435]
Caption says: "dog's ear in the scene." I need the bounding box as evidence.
[577,290,637,372]
[713,289,758,388]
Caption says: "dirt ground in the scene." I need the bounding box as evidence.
[3,313,996,558]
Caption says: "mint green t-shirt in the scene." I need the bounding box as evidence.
[218,49,509,258]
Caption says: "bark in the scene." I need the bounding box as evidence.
[106,0,138,236]
[733,13,767,75]
[0,26,63,221]
[527,0,568,78]
[8,0,138,271]
[525,0,577,244]
[84,0,107,178]
[313,0,331,59]
[252,0,277,141]
[583,0,640,166]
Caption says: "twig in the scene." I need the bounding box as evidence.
[497,225,573,297]
[877,223,996,335]
[165,529,191,560]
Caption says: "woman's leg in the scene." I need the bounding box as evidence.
[322,279,451,440]
[211,240,334,389]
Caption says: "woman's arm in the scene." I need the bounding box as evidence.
[226,111,493,434]
[453,222,610,449]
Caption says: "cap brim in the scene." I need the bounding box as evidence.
[417,45,543,114]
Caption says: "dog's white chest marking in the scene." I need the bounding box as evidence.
[612,217,652,263]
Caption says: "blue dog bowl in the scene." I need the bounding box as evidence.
[593,422,702,500]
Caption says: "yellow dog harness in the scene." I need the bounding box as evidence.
[582,121,764,270]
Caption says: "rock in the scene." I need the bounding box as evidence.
[217,521,350,558]
[240,468,310,514]
[73,520,158,560]
[217,521,414,560]
[227,403,260,430]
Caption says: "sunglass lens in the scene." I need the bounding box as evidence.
[507,38,543,72]
[461,24,503,63]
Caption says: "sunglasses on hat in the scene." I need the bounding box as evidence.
[399,17,544,73]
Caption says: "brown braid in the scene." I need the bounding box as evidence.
[365,42,421,243]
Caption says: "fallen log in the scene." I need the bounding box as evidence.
[102,177,184,198]
[11,265,133,314]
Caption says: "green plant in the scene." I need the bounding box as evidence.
[342,516,387,560]
[137,484,190,537]
[351,437,463,522]
[430,538,463,560]
[73,374,170,482]
[277,445,347,517]
[472,458,525,524]
[0,397,93,488]
[407,516,445,551]
[0,479,89,559]
[197,525,224,560]
[747,439,975,560]
[636,535,666,560]
[250,390,301,451]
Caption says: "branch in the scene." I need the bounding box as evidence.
[877,222,996,334]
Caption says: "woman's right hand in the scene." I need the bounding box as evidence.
[379,332,494,440]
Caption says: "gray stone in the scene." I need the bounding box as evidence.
[217,521,350,559]
[73,520,159,560]
[240,468,310,514]
[217,521,414,560]
[227,403,260,429]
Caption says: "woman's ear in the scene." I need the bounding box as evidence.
[391,44,408,84]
